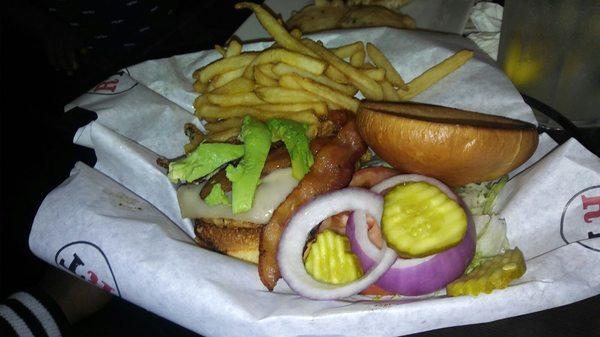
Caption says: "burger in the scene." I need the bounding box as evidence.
[166,102,538,297]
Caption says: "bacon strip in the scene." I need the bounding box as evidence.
[348,166,401,188]
[258,118,367,290]
[200,169,232,199]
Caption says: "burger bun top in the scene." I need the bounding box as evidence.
[356,101,539,186]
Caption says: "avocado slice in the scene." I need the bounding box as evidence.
[226,116,272,214]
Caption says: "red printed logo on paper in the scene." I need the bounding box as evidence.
[55,241,121,296]
[94,79,120,93]
[560,186,600,252]
[89,69,137,95]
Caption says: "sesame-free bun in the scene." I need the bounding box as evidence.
[356,101,539,186]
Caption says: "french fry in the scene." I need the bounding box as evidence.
[206,92,265,106]
[255,87,324,104]
[290,28,302,39]
[196,105,318,123]
[325,66,349,84]
[195,52,257,83]
[302,39,383,100]
[366,42,407,89]
[331,42,364,59]
[193,95,209,110]
[325,101,343,110]
[192,0,441,137]
[193,80,206,93]
[381,80,402,102]
[244,48,326,79]
[255,110,319,138]
[196,105,319,128]
[255,102,328,116]
[204,118,243,133]
[272,63,358,96]
[268,41,280,50]
[207,127,241,142]
[350,50,365,67]
[278,74,303,90]
[292,74,360,112]
[214,45,226,56]
[206,81,216,92]
[225,39,243,58]
[196,105,257,120]
[235,2,317,57]
[260,110,319,125]
[361,62,375,69]
[211,77,255,95]
[255,68,279,87]
[398,50,474,100]
[362,67,386,81]
[257,63,278,79]
[211,67,245,88]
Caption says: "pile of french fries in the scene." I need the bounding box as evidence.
[191,2,474,143]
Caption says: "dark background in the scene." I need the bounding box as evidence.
[0,0,252,294]
[1,1,599,336]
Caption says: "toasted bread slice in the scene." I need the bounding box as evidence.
[195,220,260,264]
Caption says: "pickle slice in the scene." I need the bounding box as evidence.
[304,230,363,285]
[446,248,526,296]
[382,182,467,257]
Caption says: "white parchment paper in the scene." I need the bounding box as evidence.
[31,28,600,337]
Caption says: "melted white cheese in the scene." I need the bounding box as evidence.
[177,168,298,224]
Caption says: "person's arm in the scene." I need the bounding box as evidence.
[0,267,112,337]
[1,287,72,337]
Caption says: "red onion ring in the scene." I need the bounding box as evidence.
[347,174,476,296]
[277,188,398,300]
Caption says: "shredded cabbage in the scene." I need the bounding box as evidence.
[457,176,510,273]
[359,151,393,169]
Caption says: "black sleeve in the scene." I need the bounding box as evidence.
[0,288,71,337]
